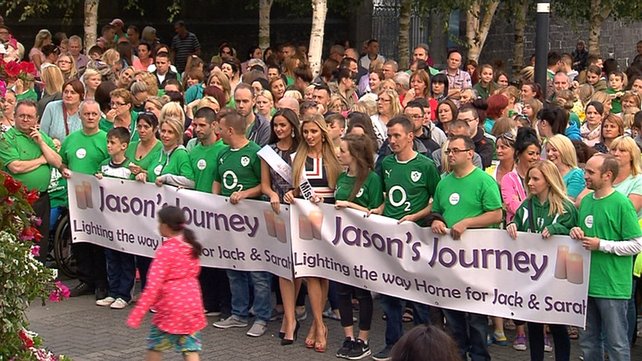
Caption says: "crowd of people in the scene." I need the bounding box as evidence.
[1,17,642,361]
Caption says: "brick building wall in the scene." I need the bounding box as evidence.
[480,14,642,71]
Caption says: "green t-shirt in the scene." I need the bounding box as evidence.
[579,190,642,299]
[125,140,162,172]
[0,127,57,191]
[214,141,261,197]
[99,158,134,180]
[335,171,384,210]
[98,111,140,142]
[145,145,194,183]
[432,167,502,227]
[59,130,109,175]
[380,152,440,221]
[189,140,226,192]
[48,168,67,208]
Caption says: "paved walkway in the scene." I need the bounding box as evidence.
[27,280,641,361]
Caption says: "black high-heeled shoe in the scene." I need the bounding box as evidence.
[281,321,300,345]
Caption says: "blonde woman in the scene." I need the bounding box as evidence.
[102,49,122,77]
[30,29,52,70]
[576,136,642,217]
[545,134,585,200]
[284,114,342,353]
[371,89,402,147]
[82,68,102,100]
[255,89,275,119]
[56,53,78,81]
[506,160,575,361]
[38,64,65,116]
[134,71,160,97]
[137,104,194,189]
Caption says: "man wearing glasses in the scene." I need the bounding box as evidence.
[430,134,503,361]
[456,105,495,169]
[0,100,62,263]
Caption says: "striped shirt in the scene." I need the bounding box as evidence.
[171,32,200,73]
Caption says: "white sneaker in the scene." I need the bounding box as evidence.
[110,298,129,309]
[96,296,115,306]
[246,322,267,337]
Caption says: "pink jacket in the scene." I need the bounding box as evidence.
[500,170,527,223]
[127,236,206,334]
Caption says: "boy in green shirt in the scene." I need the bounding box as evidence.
[94,127,135,309]
[570,154,642,361]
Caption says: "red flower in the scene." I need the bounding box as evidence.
[20,226,42,242]
[25,189,40,205]
[18,329,34,348]
[3,174,22,193]
[19,61,37,76]
[4,60,21,78]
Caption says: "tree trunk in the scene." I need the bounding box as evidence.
[512,0,528,77]
[258,0,273,50]
[466,0,500,62]
[83,0,99,52]
[428,9,448,67]
[308,0,327,77]
[397,0,412,70]
[588,0,612,56]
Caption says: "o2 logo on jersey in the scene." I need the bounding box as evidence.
[584,215,593,229]
[153,164,162,176]
[75,148,87,159]
[356,188,364,198]
[222,170,243,191]
[241,156,250,167]
[388,185,411,212]
[449,193,460,205]
[410,171,422,182]
[197,159,207,170]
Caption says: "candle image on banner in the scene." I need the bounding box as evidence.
[83,181,93,208]
[264,210,277,237]
[309,210,323,240]
[566,253,583,284]
[554,245,568,279]
[299,214,314,240]
[275,215,287,243]
[75,184,87,209]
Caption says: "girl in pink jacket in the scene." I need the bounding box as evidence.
[127,206,206,361]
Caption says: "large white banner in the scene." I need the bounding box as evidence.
[290,201,590,327]
[68,173,293,280]
[69,174,590,327]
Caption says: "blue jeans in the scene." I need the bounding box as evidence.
[226,270,272,323]
[380,295,430,346]
[627,278,637,344]
[443,310,490,361]
[104,249,136,301]
[579,297,630,361]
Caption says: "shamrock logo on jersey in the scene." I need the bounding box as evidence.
[410,171,421,182]
[241,156,250,167]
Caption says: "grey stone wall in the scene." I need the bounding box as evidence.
[480,14,642,72]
